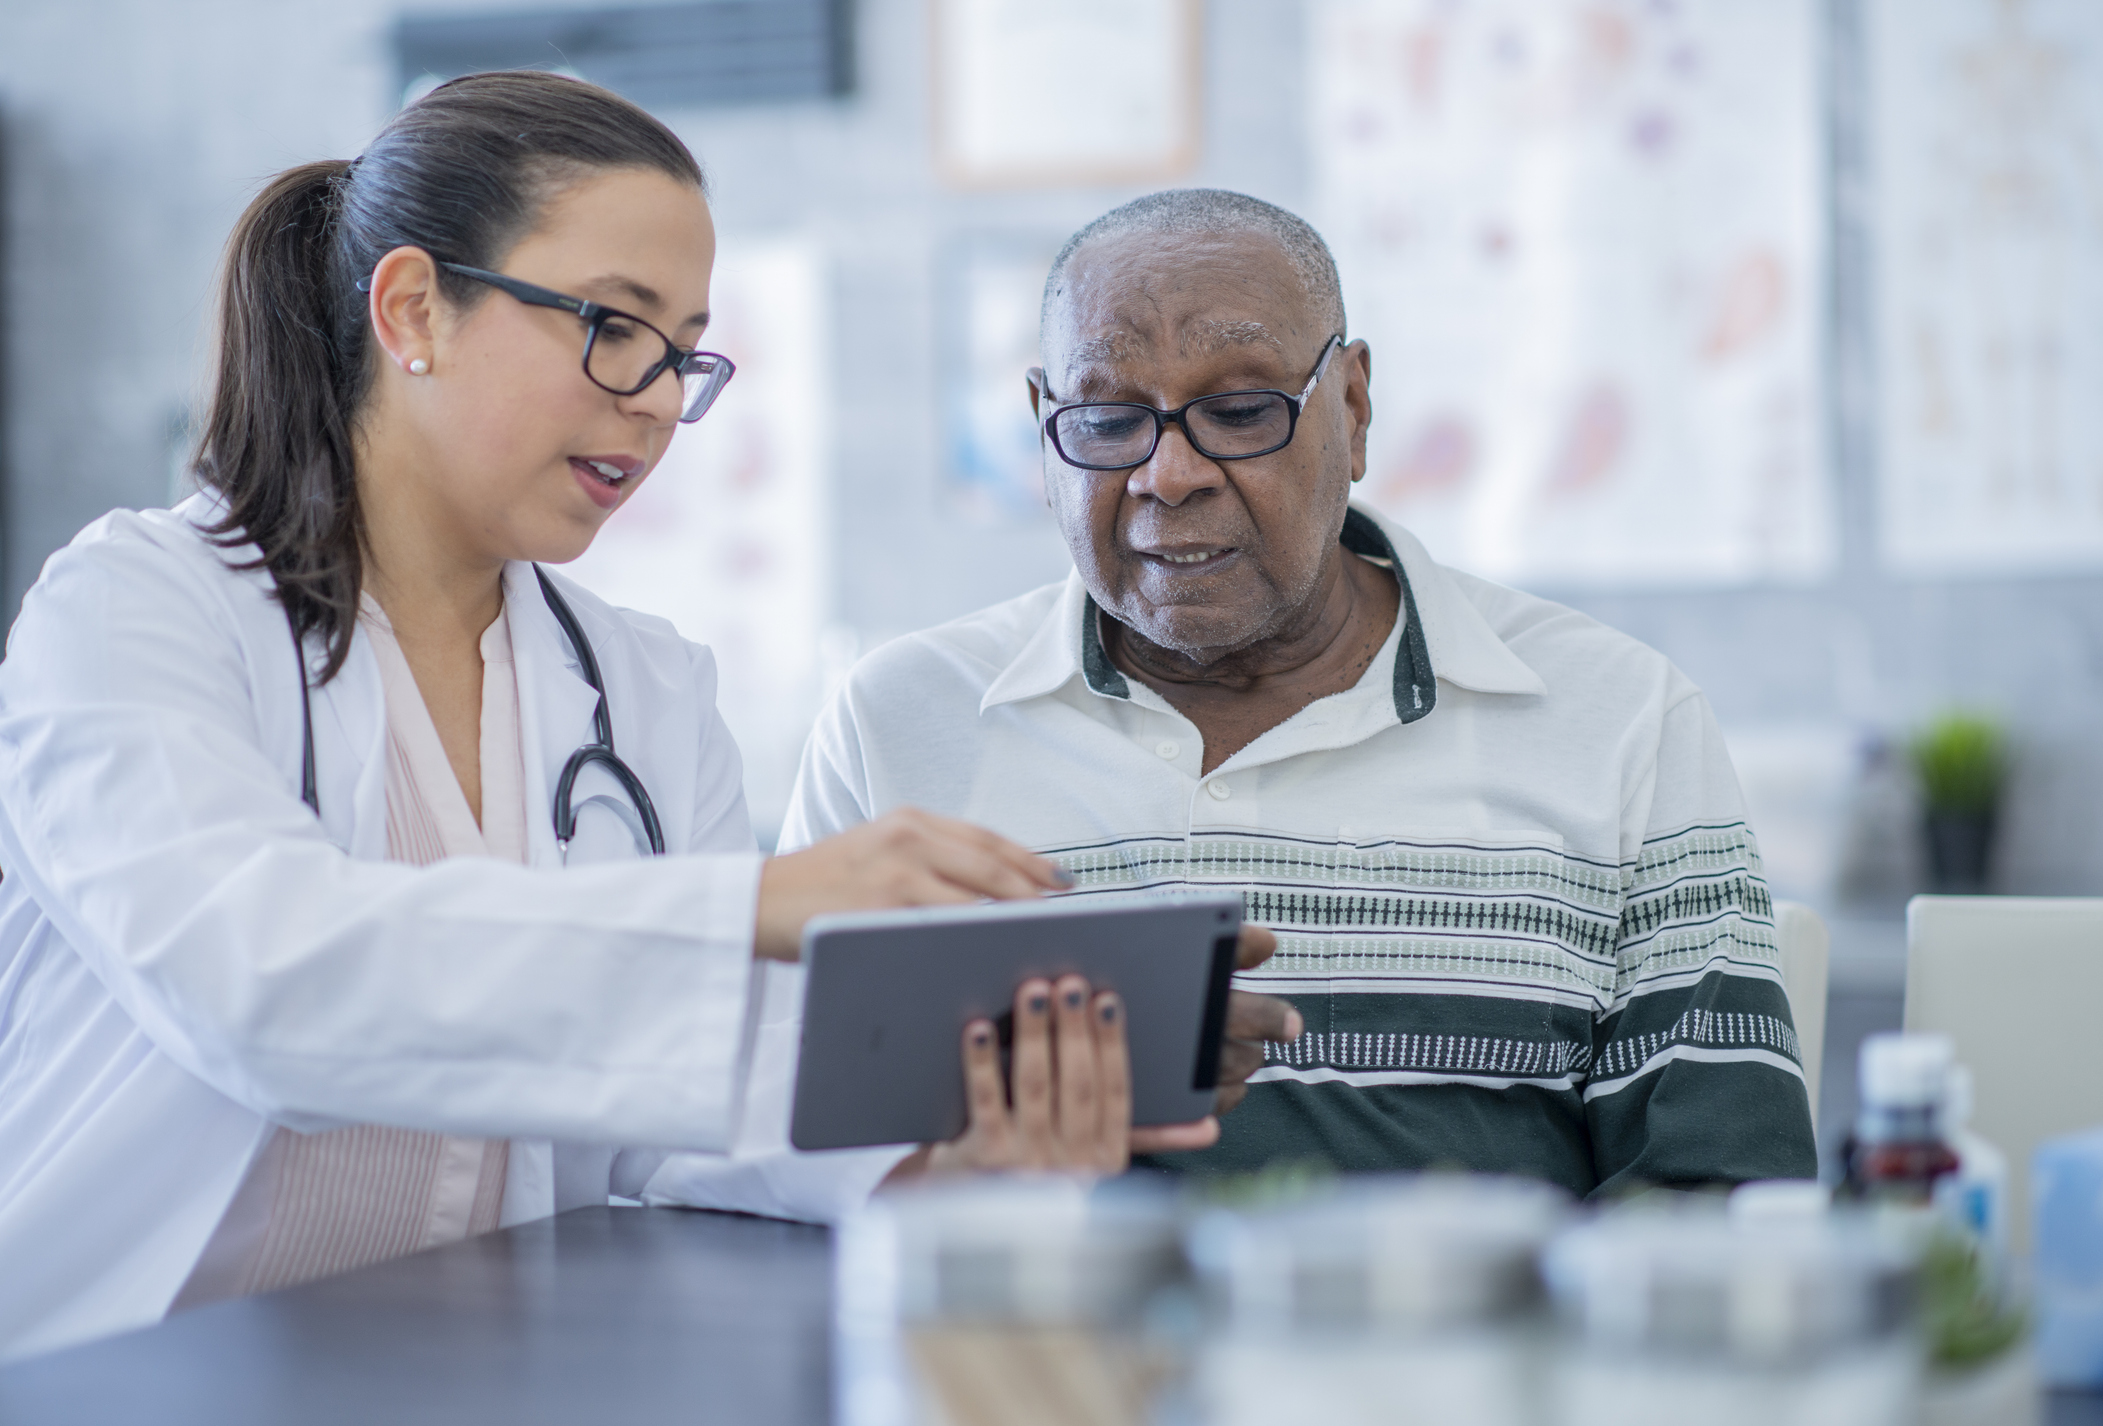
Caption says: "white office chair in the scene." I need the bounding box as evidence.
[1904,895,2103,1256]
[1773,900,1830,1131]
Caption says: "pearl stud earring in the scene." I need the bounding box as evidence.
[408,358,430,375]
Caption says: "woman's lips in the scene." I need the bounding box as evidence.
[569,456,629,510]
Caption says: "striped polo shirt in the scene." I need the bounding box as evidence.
[780,506,1817,1197]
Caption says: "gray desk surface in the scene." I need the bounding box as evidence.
[2,1204,2100,1426]
[0,1206,832,1425]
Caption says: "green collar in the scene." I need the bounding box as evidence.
[1079,506,1437,725]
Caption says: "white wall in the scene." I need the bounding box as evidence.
[4,0,2100,882]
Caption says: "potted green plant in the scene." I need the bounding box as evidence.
[1908,712,2008,891]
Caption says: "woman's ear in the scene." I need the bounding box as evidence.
[366,246,441,376]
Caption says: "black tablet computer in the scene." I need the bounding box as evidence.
[788,892,1244,1151]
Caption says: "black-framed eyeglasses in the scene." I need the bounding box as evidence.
[357,262,735,423]
[1040,334,1345,471]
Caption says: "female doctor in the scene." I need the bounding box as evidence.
[0,73,1207,1362]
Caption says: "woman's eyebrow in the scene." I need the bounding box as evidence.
[580,271,710,334]
[577,273,710,329]
[579,273,663,310]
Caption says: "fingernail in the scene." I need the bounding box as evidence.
[1100,999,1118,1023]
[970,1025,992,1047]
[1052,869,1077,889]
[1064,988,1084,1010]
[1286,1009,1305,1039]
[1028,995,1049,1015]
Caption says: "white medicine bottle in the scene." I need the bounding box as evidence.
[1935,1062,2010,1266]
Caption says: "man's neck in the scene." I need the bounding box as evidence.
[1105,549,1400,775]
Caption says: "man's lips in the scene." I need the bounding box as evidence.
[1134,545,1238,569]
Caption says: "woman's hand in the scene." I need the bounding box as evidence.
[754,808,1069,961]
[881,974,1219,1185]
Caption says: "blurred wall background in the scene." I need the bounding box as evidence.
[2,0,2099,971]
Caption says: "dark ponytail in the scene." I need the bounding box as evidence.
[194,72,706,681]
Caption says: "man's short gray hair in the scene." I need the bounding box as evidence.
[1040,188,1347,346]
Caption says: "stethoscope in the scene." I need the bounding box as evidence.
[289,566,665,861]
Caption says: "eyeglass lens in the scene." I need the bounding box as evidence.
[583,314,732,423]
[677,355,733,423]
[1052,391,1294,469]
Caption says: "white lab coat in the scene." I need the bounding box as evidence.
[0,497,769,1361]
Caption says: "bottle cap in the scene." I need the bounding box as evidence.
[1729,1179,1832,1221]
[1544,1208,1916,1362]
[1858,1032,1952,1108]
[1188,1174,1570,1331]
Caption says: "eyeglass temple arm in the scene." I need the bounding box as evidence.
[440,263,598,319]
[1296,334,1346,404]
[354,263,599,321]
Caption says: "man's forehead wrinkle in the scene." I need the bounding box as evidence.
[1182,319,1283,357]
[1068,330,1148,366]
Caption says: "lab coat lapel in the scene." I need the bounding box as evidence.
[503,562,603,869]
[305,621,390,862]
[501,563,628,1225]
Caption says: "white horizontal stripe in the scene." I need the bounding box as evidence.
[1246,974,1607,1012]
[1607,957,1786,1010]
[1251,1065,1585,1092]
[1581,1045,1804,1102]
[1270,928,1618,961]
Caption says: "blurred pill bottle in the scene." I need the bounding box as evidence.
[1842,1032,1962,1207]
[2033,1128,2103,1390]
[834,1178,1184,1426]
[1182,1174,1569,1426]
[1542,1206,1921,1426]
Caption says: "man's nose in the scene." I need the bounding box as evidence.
[1127,421,1224,507]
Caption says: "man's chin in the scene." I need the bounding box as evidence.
[1114,606,1274,667]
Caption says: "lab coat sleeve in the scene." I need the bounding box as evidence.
[0,523,759,1151]
[681,639,760,857]
[637,960,913,1223]
[638,678,913,1221]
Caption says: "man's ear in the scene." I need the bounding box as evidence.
[1342,340,1373,483]
[1026,366,1047,420]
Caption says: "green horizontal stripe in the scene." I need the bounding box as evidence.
[1260,990,1594,1078]
[1595,971,1802,1075]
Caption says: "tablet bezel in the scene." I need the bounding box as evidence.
[789,893,1244,1152]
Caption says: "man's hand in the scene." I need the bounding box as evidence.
[1131,924,1302,1152]
[754,809,1069,961]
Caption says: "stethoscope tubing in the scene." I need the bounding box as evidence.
[286,567,666,860]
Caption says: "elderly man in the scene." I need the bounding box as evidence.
[762,189,1816,1198]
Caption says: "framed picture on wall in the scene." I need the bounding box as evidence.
[940,234,1064,520]
[931,0,1202,189]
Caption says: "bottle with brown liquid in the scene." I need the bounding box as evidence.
[1840,1032,1960,1204]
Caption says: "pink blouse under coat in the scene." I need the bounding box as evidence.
[174,595,526,1308]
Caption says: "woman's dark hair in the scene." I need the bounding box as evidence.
[196,71,706,681]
